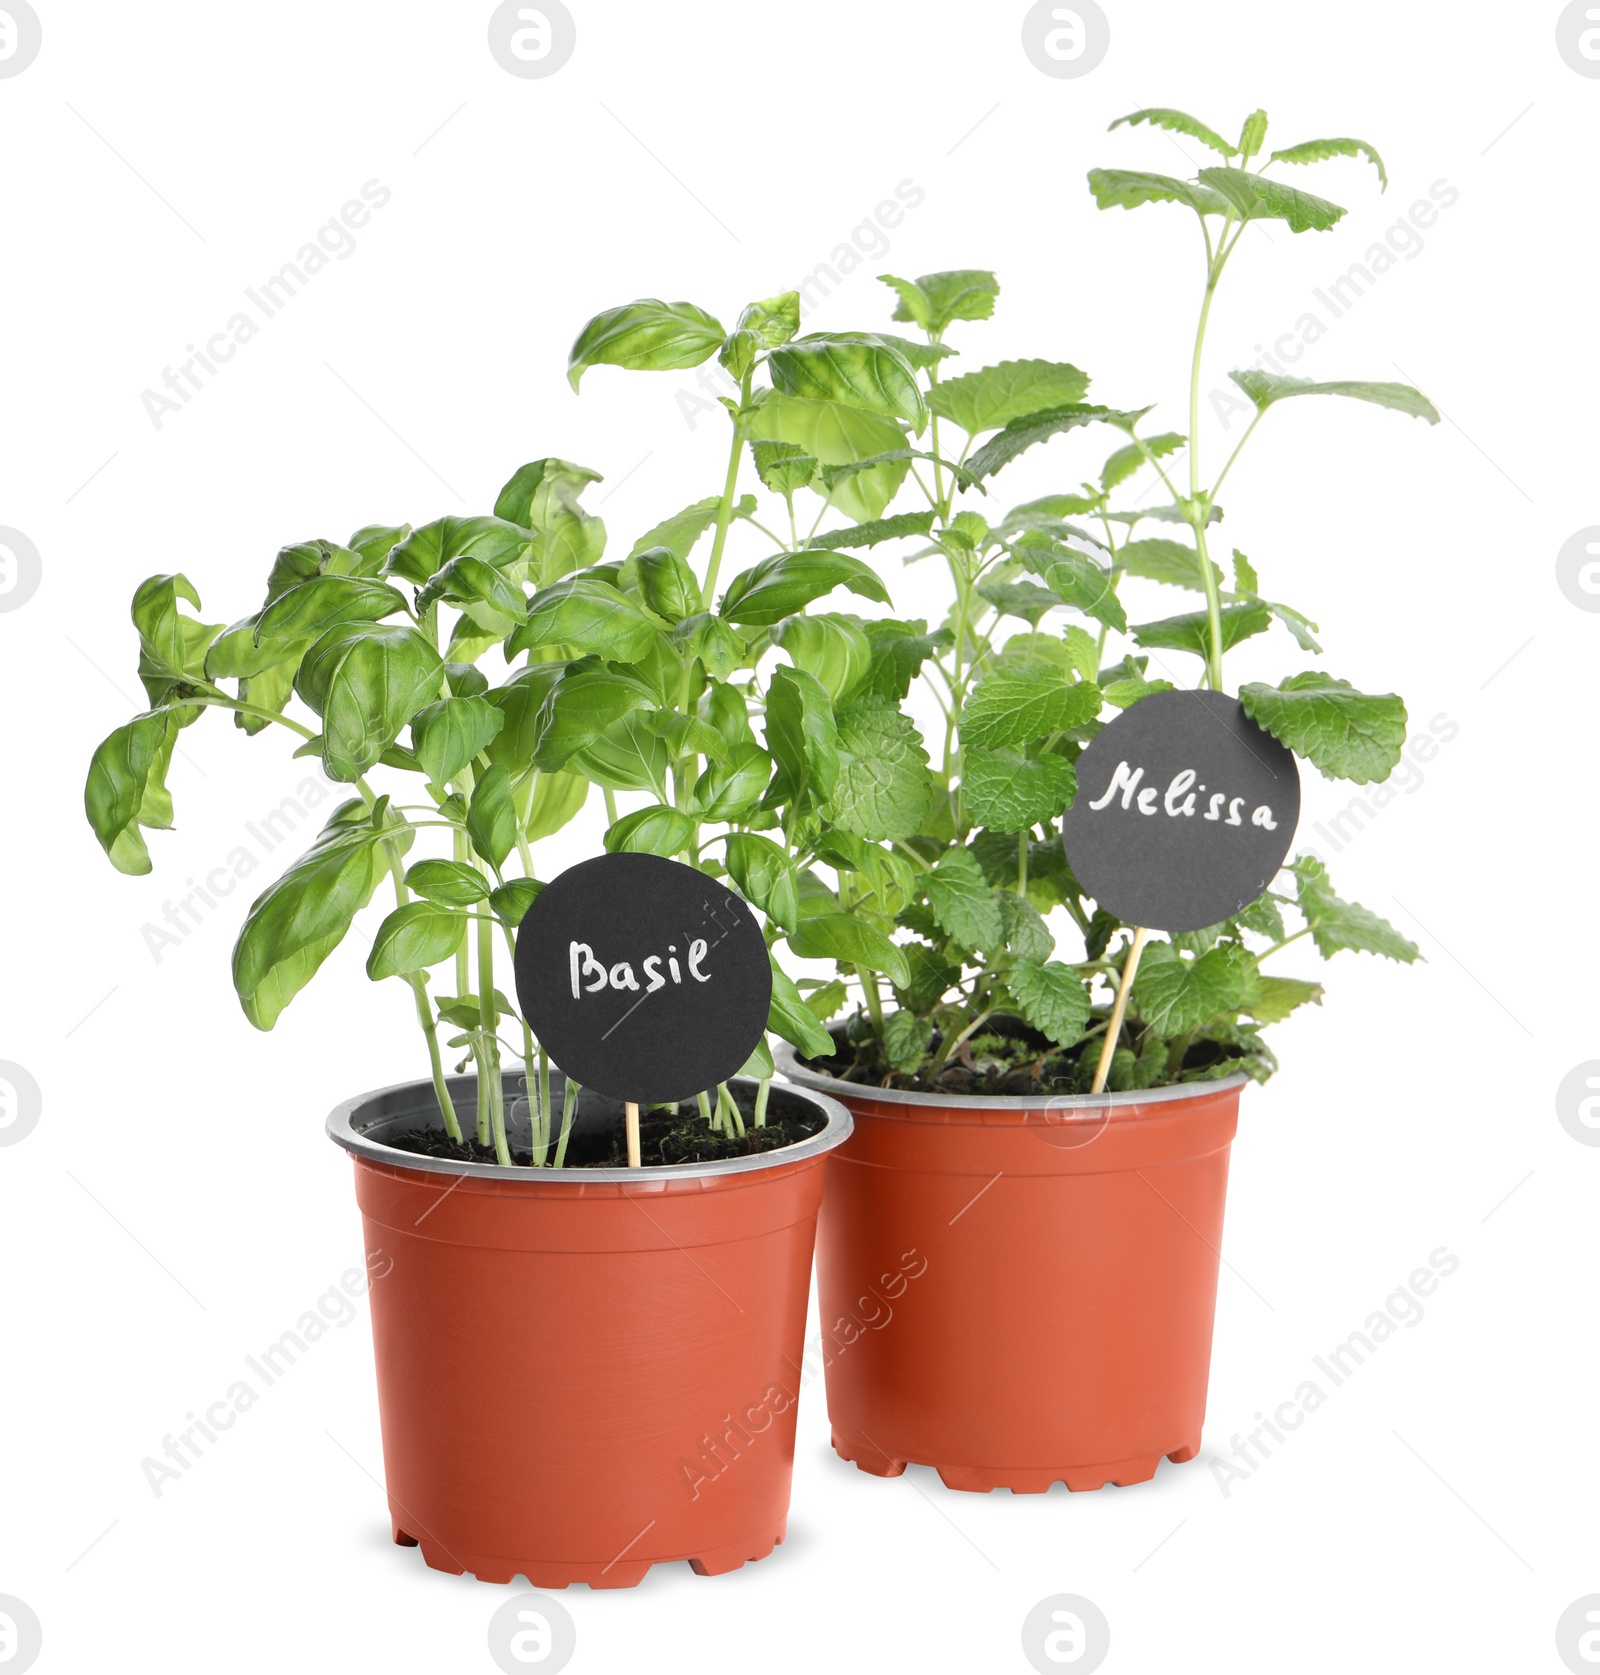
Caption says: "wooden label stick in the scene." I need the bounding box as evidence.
[624,1101,641,1168]
[1090,927,1149,1097]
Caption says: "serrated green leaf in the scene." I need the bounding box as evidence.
[627,496,722,564]
[1246,975,1325,1023]
[1109,107,1237,158]
[750,440,817,495]
[962,667,1102,750]
[998,891,1055,964]
[1086,168,1232,217]
[878,269,999,333]
[1103,677,1175,709]
[1117,537,1222,591]
[1101,431,1185,492]
[1010,959,1092,1046]
[927,360,1092,435]
[1228,369,1439,424]
[1197,167,1345,233]
[925,847,1004,952]
[1292,857,1420,962]
[962,748,1077,833]
[881,1010,934,1074]
[1269,136,1387,189]
[824,697,933,841]
[807,511,936,550]
[1240,673,1407,783]
[1134,940,1258,1035]
[1134,602,1270,657]
[967,404,1124,482]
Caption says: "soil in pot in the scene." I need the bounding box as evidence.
[384,1083,824,1168]
[804,1012,1258,1097]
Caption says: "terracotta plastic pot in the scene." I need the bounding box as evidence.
[327,1071,851,1587]
[776,1044,1246,1494]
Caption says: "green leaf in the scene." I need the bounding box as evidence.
[875,1011,929,1074]
[414,556,528,638]
[860,619,947,702]
[750,440,817,495]
[1237,109,1269,161]
[465,763,517,868]
[524,769,588,842]
[1240,673,1407,783]
[1036,548,1128,633]
[824,697,933,842]
[490,877,544,928]
[295,623,445,782]
[1269,136,1387,189]
[236,657,299,735]
[366,901,468,979]
[790,913,911,989]
[628,497,722,564]
[255,575,407,645]
[1062,625,1101,684]
[131,573,223,704]
[976,582,1060,627]
[567,298,726,389]
[962,667,1102,750]
[630,546,701,625]
[1246,975,1325,1023]
[1134,602,1270,657]
[962,748,1077,833]
[807,511,936,550]
[1117,537,1221,591]
[776,613,872,702]
[1010,959,1092,1046]
[1134,940,1258,1035]
[411,696,505,785]
[262,539,364,606]
[725,833,800,933]
[1233,893,1286,941]
[604,804,697,858]
[927,360,1092,435]
[998,892,1055,964]
[967,404,1124,482]
[1086,168,1232,217]
[1103,677,1175,709]
[511,575,664,662]
[1109,107,1237,158]
[1228,369,1439,424]
[878,269,999,333]
[347,524,410,570]
[768,334,926,430]
[1196,167,1345,233]
[735,290,800,346]
[763,665,839,806]
[925,847,1004,952]
[568,711,670,794]
[670,612,746,682]
[767,959,834,1059]
[743,391,909,521]
[383,516,531,586]
[84,709,179,874]
[206,616,301,681]
[232,802,411,1029]
[692,743,773,822]
[532,671,655,772]
[1100,431,1186,492]
[404,859,489,906]
[481,664,567,768]
[1292,857,1420,962]
[720,549,890,626]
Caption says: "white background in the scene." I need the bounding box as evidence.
[1,2,1594,1671]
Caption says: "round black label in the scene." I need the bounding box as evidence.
[512,852,773,1103]
[1060,689,1300,933]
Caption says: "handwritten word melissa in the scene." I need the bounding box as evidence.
[569,939,710,999]
[1088,761,1280,830]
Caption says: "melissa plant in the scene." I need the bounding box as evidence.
[784,105,1436,1091]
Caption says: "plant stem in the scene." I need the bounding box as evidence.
[551,1078,578,1167]
[753,1077,771,1128]
[476,889,509,1164]
[1188,230,1232,692]
[1017,829,1029,896]
[538,1047,553,1165]
[717,1081,745,1138]
[699,373,751,610]
[1255,926,1311,963]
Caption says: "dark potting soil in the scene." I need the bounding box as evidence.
[805,1017,1251,1097]
[382,1088,824,1170]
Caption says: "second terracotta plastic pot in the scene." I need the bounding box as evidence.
[777,1046,1245,1493]
[328,1071,851,1586]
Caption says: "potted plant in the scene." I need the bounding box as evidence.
[761,108,1435,1491]
[82,428,889,1580]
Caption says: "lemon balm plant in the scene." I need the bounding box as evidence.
[772,106,1435,1092]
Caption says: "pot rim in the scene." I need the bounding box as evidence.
[326,1069,853,1184]
[772,1039,1248,1111]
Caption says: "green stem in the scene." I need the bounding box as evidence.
[164,694,316,739]
[1255,926,1311,964]
[1017,829,1029,896]
[539,1047,553,1166]
[476,889,509,1164]
[753,1076,771,1129]
[699,372,751,610]
[554,1077,578,1168]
